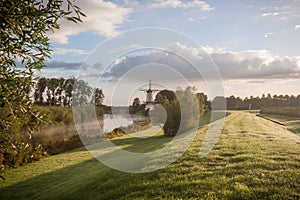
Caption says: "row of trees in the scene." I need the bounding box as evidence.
[34,77,104,107]
[224,94,300,110]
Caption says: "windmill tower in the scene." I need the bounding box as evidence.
[140,80,160,110]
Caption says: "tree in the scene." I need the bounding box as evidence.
[63,78,75,106]
[129,97,145,115]
[34,77,47,105]
[156,90,177,102]
[94,88,104,106]
[196,92,208,115]
[156,87,199,136]
[132,97,141,107]
[0,0,85,168]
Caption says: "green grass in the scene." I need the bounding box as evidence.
[1,111,300,199]
[260,106,300,117]
[258,113,300,134]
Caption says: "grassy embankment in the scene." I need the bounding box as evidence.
[259,106,300,134]
[1,111,300,199]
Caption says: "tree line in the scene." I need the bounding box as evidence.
[221,94,300,110]
[34,77,104,107]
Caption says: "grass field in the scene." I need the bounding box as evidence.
[258,113,300,134]
[1,111,300,199]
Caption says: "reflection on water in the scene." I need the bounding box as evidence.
[103,114,147,133]
[103,114,132,133]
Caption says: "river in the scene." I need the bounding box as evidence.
[102,114,148,133]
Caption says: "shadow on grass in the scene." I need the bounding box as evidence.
[0,158,120,200]
[0,111,231,200]
[3,111,300,200]
[110,134,172,153]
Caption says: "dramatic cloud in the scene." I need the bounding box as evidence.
[103,42,300,81]
[48,0,131,44]
[149,0,214,10]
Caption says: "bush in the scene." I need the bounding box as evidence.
[0,143,45,169]
[105,128,125,139]
[45,135,83,155]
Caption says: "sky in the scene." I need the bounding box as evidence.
[40,0,300,105]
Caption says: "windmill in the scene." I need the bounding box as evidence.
[140,80,160,110]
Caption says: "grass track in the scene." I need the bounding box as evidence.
[1,111,300,199]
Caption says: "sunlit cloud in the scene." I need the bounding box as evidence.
[295,24,300,30]
[149,0,214,11]
[261,12,280,17]
[264,32,275,38]
[48,0,131,44]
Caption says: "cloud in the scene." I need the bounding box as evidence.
[187,17,196,21]
[259,1,300,20]
[186,16,207,21]
[103,42,300,81]
[295,25,300,30]
[53,48,90,55]
[261,12,280,17]
[149,0,214,11]
[121,0,140,7]
[264,32,275,38]
[48,0,131,44]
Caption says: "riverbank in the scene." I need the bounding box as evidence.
[1,111,300,199]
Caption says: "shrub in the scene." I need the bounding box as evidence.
[45,135,83,155]
[0,143,45,169]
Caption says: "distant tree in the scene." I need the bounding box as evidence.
[34,77,47,105]
[212,96,226,110]
[196,92,208,115]
[55,78,65,106]
[47,78,60,106]
[132,97,141,107]
[284,94,290,100]
[129,97,145,115]
[94,88,105,106]
[63,78,75,106]
[226,95,241,110]
[73,80,93,106]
